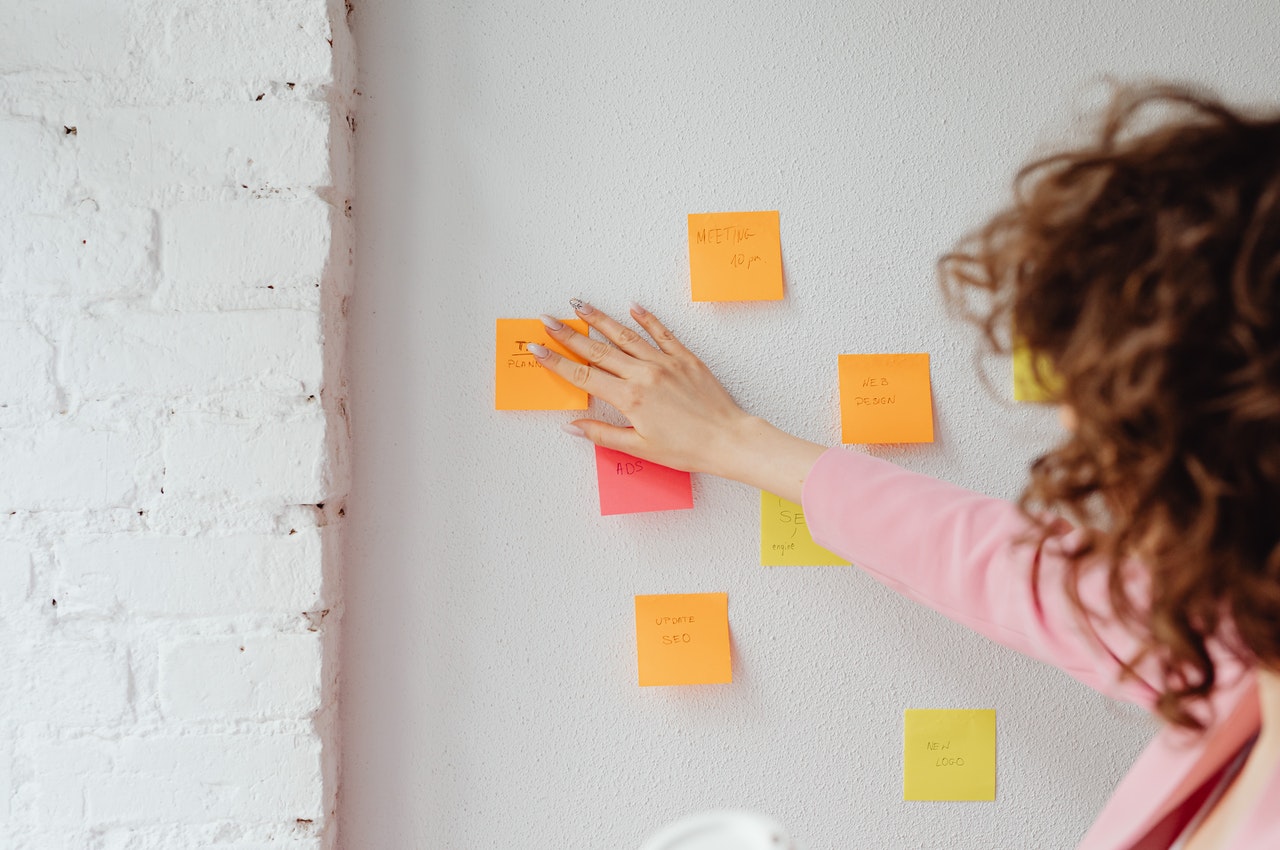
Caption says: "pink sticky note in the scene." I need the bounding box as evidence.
[594,445,694,516]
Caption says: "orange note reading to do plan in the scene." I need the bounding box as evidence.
[634,592,732,686]
[838,353,935,444]
[594,445,694,516]
[687,211,783,302]
[494,318,590,410]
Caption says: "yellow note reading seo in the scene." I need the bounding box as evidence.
[759,492,849,566]
[903,709,996,801]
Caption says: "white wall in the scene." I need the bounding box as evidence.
[343,2,1278,848]
[0,2,352,848]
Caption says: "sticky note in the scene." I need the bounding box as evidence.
[594,445,694,516]
[838,353,934,444]
[634,593,731,686]
[903,709,996,801]
[1012,342,1062,402]
[688,211,783,302]
[760,492,849,566]
[495,318,590,410]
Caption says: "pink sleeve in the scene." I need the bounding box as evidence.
[801,446,1159,709]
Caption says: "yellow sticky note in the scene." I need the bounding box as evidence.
[495,318,590,410]
[688,211,783,302]
[838,353,934,444]
[634,593,732,686]
[1012,342,1062,402]
[903,709,996,801]
[760,492,849,566]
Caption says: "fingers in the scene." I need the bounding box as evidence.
[534,299,690,403]
[569,299,660,362]
[562,419,649,457]
[539,313,635,378]
[627,302,688,357]
[528,342,624,398]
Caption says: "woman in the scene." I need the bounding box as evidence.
[527,85,1280,848]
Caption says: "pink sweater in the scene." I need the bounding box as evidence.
[800,448,1279,849]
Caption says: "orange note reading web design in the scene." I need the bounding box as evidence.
[838,353,935,444]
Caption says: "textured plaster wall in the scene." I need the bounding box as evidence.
[343,1,1280,848]
[0,2,353,848]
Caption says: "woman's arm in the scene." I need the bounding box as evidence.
[803,446,1161,708]
[530,301,826,503]
[531,301,1161,708]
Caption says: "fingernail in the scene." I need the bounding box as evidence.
[538,314,564,331]
[569,298,593,314]
[561,423,587,438]
[527,342,550,358]
[629,302,647,316]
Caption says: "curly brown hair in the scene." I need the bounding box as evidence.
[940,83,1280,731]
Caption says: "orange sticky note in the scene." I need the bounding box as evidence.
[838,353,935,444]
[495,318,589,410]
[688,211,783,302]
[595,445,694,516]
[634,593,731,686]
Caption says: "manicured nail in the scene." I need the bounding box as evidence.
[629,302,647,317]
[561,423,587,438]
[538,314,564,331]
[569,298,593,314]
[527,342,550,358]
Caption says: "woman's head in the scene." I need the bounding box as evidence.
[941,83,1280,730]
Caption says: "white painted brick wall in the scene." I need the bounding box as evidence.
[160,198,332,310]
[0,206,159,299]
[78,103,333,199]
[160,635,323,719]
[56,529,324,617]
[0,0,353,847]
[66,310,324,395]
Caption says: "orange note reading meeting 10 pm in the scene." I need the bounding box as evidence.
[687,211,783,302]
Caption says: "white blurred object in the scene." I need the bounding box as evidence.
[639,811,800,850]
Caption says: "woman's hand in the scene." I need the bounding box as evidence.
[528,300,826,503]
